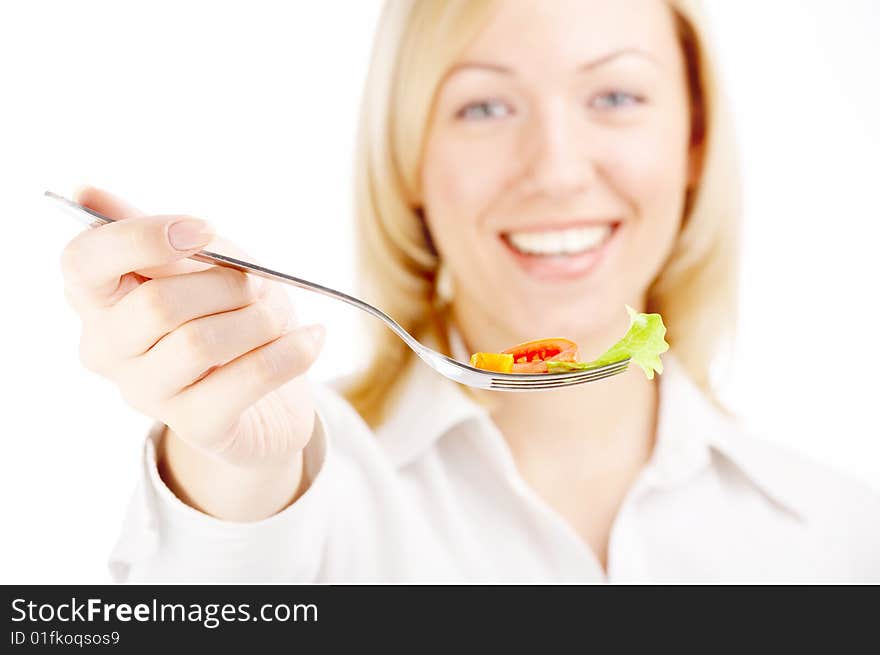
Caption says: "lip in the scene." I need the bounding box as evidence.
[499,220,622,282]
[502,218,619,234]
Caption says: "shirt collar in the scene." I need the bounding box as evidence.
[373,329,486,467]
[648,352,807,521]
[373,327,807,522]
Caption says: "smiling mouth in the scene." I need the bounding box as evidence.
[501,222,619,257]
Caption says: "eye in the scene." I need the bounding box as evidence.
[456,99,512,121]
[590,91,644,110]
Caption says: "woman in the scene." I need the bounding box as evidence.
[60,0,879,582]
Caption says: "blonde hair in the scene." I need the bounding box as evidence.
[343,0,740,427]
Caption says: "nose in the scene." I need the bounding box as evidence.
[520,98,596,199]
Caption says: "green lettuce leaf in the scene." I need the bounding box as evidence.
[545,305,669,379]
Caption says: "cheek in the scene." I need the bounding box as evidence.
[597,121,690,300]
[421,134,513,242]
[603,125,690,233]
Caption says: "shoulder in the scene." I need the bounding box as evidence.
[728,429,879,512]
[717,426,880,577]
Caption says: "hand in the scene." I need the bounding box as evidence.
[60,187,326,471]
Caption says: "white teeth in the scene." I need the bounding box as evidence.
[507,224,612,256]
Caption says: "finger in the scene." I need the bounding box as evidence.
[104,266,267,357]
[128,287,296,400]
[64,272,147,317]
[120,233,256,283]
[167,323,326,444]
[64,186,150,311]
[75,185,145,220]
[60,213,214,308]
[74,185,219,280]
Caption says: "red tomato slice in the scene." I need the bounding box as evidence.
[512,360,550,373]
[548,346,578,362]
[502,338,579,365]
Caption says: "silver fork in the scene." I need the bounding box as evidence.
[47,191,630,391]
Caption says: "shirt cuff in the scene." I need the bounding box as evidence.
[108,396,334,583]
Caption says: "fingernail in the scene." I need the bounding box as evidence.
[168,218,213,251]
[302,324,326,349]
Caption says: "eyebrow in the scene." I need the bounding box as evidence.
[578,47,660,71]
[446,48,660,78]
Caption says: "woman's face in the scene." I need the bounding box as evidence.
[420,0,695,354]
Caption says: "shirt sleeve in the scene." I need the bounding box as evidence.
[107,379,459,583]
[108,383,335,583]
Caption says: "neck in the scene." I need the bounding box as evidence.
[493,365,658,471]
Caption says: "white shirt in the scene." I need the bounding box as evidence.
[108,343,880,583]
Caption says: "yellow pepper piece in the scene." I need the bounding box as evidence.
[469,352,514,373]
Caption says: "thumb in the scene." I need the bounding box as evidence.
[75,185,249,281]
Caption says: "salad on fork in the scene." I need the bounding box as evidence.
[470,305,669,380]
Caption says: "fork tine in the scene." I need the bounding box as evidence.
[491,375,619,391]
[488,362,629,390]
[490,370,624,390]
[490,361,629,385]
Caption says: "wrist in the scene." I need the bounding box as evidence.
[157,424,307,522]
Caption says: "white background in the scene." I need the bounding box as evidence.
[0,1,877,583]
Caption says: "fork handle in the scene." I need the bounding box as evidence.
[45,190,413,345]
